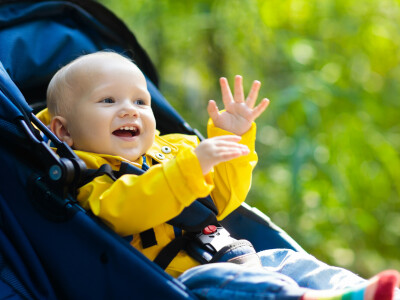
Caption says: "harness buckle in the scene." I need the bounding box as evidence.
[185,225,261,267]
[194,226,236,254]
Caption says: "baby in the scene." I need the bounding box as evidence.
[44,50,267,275]
[39,51,399,300]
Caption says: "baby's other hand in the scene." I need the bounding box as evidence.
[207,75,270,136]
[194,135,249,175]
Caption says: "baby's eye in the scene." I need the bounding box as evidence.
[134,99,146,105]
[100,97,115,104]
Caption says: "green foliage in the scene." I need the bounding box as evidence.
[99,0,400,277]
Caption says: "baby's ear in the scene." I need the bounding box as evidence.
[50,116,73,147]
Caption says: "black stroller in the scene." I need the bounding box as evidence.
[0,0,303,298]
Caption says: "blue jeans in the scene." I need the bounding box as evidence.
[178,249,376,299]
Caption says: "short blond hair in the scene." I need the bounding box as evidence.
[46,51,134,118]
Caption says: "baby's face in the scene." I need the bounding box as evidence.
[64,56,156,162]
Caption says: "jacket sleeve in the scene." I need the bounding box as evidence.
[207,119,258,220]
[77,146,214,236]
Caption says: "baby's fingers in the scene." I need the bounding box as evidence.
[250,98,270,121]
[219,77,234,107]
[207,100,220,122]
[215,142,250,159]
[217,147,249,161]
[234,75,245,103]
[211,135,242,143]
[212,136,250,156]
[246,80,261,108]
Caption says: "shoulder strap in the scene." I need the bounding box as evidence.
[152,235,191,270]
[115,161,145,177]
[78,164,117,187]
[79,161,144,188]
[167,196,218,232]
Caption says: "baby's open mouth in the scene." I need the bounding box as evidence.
[113,126,140,138]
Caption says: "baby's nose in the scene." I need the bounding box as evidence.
[119,102,139,117]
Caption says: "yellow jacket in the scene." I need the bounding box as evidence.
[37,109,258,277]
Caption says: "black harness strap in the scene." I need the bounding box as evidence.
[152,235,192,270]
[140,229,158,249]
[115,161,145,177]
[167,201,218,232]
[78,163,117,187]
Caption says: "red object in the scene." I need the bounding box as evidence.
[202,225,217,235]
[373,270,400,300]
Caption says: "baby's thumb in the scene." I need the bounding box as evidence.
[207,100,219,120]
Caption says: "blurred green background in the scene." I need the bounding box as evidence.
[99,0,400,278]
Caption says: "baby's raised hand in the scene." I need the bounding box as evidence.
[207,75,270,136]
[194,135,250,175]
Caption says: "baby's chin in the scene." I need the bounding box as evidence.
[112,151,144,163]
